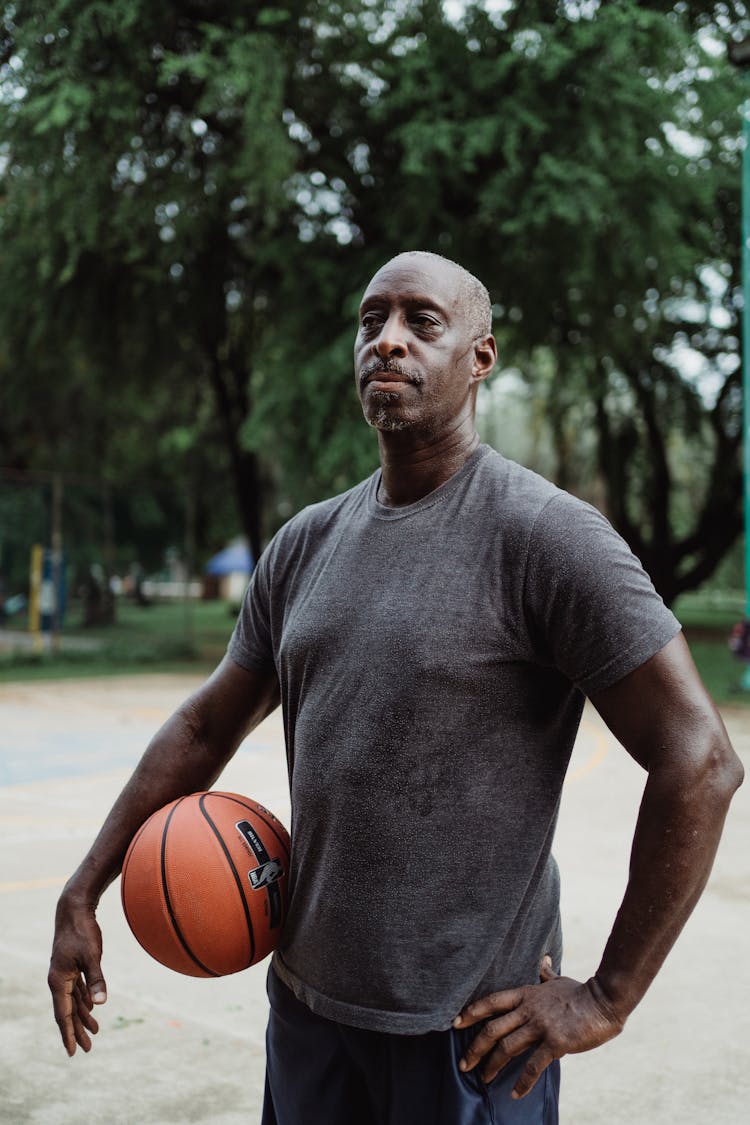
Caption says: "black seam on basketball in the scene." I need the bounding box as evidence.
[210,792,291,865]
[199,794,256,966]
[161,797,219,977]
[208,793,289,935]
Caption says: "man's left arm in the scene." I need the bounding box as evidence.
[455,632,744,1097]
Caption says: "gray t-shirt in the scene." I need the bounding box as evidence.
[228,444,681,1034]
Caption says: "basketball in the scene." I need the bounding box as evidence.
[120,791,291,977]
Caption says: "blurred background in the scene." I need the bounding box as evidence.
[0,0,747,698]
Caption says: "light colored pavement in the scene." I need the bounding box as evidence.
[0,675,748,1124]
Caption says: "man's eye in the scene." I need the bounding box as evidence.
[413,315,438,329]
[361,314,382,330]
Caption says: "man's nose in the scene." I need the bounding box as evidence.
[373,314,408,360]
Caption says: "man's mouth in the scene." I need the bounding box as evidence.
[360,364,422,390]
[368,375,410,389]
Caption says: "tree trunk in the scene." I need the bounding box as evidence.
[206,355,263,564]
[596,365,742,607]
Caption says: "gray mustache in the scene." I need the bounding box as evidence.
[359,361,424,389]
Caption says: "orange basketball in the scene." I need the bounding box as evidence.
[120,791,290,977]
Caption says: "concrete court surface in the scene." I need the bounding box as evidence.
[0,674,748,1125]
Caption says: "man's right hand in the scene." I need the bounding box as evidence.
[46,658,281,1056]
[48,893,108,1056]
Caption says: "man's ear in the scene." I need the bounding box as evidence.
[471,334,497,385]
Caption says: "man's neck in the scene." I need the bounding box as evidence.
[376,427,481,508]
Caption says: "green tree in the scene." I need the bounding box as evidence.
[1,0,746,605]
[266,0,744,602]
[0,0,344,560]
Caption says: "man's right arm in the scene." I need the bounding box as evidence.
[48,656,280,1056]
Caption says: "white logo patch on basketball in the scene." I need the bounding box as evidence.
[249,858,283,890]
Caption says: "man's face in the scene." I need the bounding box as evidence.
[353,256,490,436]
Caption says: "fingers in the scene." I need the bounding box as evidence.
[456,964,560,1088]
[85,964,108,1006]
[461,1021,556,1094]
[511,1044,556,1100]
[459,1011,528,1074]
[49,969,79,1057]
[454,987,522,1029]
[456,970,621,1097]
[70,999,94,1055]
[478,1024,539,1083]
[539,956,557,983]
[49,964,105,1056]
[457,957,556,1029]
[49,898,107,1055]
[476,1041,512,1082]
[458,1012,555,1092]
[75,978,100,1034]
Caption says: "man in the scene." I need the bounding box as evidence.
[49,252,743,1124]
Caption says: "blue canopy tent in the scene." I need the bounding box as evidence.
[204,542,254,577]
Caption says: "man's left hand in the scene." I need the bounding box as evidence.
[453,961,624,1098]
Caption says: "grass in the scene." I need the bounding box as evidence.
[1,590,748,705]
[0,598,237,682]
[682,634,746,704]
[673,589,748,706]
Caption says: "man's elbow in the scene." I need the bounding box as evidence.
[693,713,744,805]
[717,740,744,798]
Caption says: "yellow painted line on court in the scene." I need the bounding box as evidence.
[0,876,67,893]
[567,718,611,782]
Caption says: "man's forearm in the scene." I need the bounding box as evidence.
[63,703,235,906]
[62,658,279,906]
[49,659,279,1056]
[594,736,743,1021]
[455,721,743,1093]
[456,639,744,1096]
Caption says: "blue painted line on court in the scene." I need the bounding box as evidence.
[0,734,274,787]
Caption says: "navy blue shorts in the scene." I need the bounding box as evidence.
[262,968,560,1125]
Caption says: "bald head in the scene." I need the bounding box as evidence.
[378,251,492,341]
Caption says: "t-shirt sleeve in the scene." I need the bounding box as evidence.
[523,493,682,696]
[227,545,275,672]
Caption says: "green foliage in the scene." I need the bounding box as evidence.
[0,481,48,590]
[318,0,743,601]
[0,0,320,557]
[0,0,746,601]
